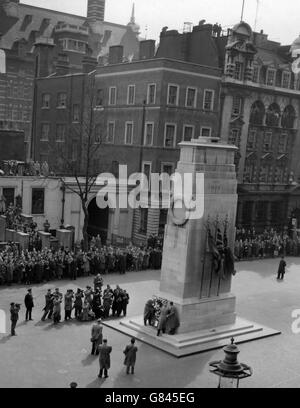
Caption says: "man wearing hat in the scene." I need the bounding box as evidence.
[91,319,103,355]
[24,288,34,321]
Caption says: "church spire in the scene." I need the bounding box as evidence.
[130,3,135,24]
[127,2,140,35]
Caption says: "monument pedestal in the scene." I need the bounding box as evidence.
[104,316,280,358]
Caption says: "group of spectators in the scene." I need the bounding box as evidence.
[234,227,300,260]
[39,282,130,324]
[0,160,51,177]
[0,242,163,286]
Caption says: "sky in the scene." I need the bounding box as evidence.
[22,0,300,45]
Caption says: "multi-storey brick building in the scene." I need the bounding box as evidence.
[0,0,140,159]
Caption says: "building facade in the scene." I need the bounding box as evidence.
[219,22,300,231]
[0,0,140,158]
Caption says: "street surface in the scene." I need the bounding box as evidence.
[1,258,300,388]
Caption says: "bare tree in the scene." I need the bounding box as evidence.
[49,72,106,250]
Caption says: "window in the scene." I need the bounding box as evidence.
[266,69,276,86]
[72,104,80,122]
[229,128,241,147]
[72,142,78,161]
[56,124,66,142]
[147,83,156,105]
[41,123,50,141]
[94,124,101,144]
[125,121,134,144]
[142,161,152,189]
[200,127,212,138]
[161,163,175,176]
[96,89,103,106]
[107,121,115,143]
[167,84,179,105]
[234,62,243,80]
[127,85,135,105]
[139,208,148,234]
[164,124,176,147]
[144,122,154,146]
[278,133,287,153]
[232,96,243,116]
[185,87,197,108]
[244,163,256,183]
[183,125,194,142]
[109,87,117,105]
[247,129,257,150]
[203,90,214,111]
[42,93,51,108]
[57,92,67,108]
[31,188,45,215]
[282,72,291,89]
[263,132,272,151]
[3,188,15,207]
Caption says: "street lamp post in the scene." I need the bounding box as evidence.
[209,338,253,388]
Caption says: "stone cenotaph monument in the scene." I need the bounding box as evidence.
[105,138,280,357]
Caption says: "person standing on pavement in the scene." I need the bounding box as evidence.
[277,256,287,280]
[123,338,138,374]
[91,319,103,355]
[10,303,20,336]
[24,288,34,321]
[64,290,74,321]
[98,339,112,378]
[157,303,168,337]
[41,289,54,321]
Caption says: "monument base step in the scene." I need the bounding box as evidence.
[103,316,281,358]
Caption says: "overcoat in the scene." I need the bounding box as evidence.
[98,344,112,369]
[123,344,138,367]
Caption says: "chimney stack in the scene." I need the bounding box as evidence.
[108,45,124,64]
[33,38,55,78]
[87,0,105,23]
[55,53,69,76]
[139,40,156,60]
[82,55,98,73]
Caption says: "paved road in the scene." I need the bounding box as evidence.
[1,258,300,388]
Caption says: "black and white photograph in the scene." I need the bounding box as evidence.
[1,0,300,394]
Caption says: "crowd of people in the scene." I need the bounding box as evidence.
[234,227,300,260]
[0,160,51,177]
[0,242,163,286]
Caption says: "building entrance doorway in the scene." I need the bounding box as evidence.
[87,198,109,244]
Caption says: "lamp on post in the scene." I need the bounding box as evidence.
[209,338,253,388]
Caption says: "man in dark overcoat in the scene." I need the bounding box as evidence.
[123,338,138,374]
[98,339,112,378]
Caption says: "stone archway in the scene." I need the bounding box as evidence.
[87,197,109,244]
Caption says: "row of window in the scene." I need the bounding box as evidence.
[40,121,212,146]
[1,187,45,215]
[233,61,293,89]
[247,130,289,153]
[241,201,284,224]
[243,163,289,184]
[41,86,215,111]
